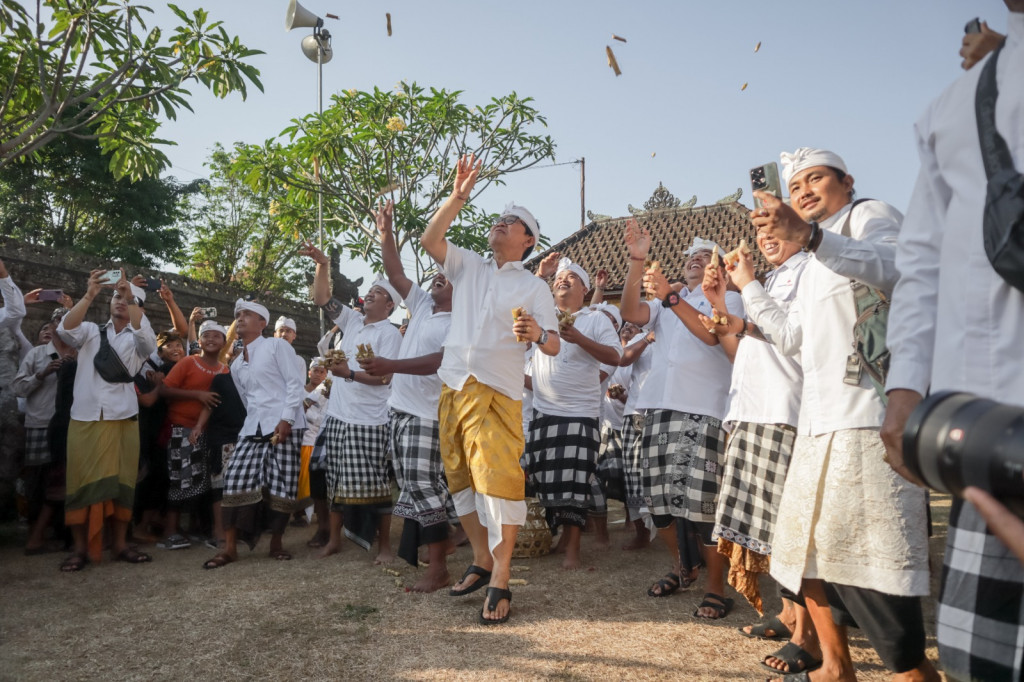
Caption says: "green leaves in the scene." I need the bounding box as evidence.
[233,82,556,284]
[0,0,263,181]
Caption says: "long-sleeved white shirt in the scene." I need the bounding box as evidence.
[12,342,62,428]
[388,285,451,421]
[230,335,305,438]
[743,199,902,435]
[0,275,26,332]
[887,12,1024,408]
[57,317,157,421]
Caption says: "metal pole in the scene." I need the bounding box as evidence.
[579,156,585,230]
[316,34,326,336]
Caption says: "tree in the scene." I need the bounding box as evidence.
[178,142,307,298]
[233,82,556,284]
[0,1,263,181]
[0,130,197,266]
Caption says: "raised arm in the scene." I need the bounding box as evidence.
[300,241,333,308]
[590,268,608,305]
[157,281,188,336]
[619,219,652,327]
[375,200,414,299]
[421,153,481,265]
[0,258,27,328]
[61,268,106,331]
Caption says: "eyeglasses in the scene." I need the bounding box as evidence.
[493,215,523,227]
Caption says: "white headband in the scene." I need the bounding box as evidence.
[234,298,269,322]
[501,202,540,241]
[370,279,402,307]
[555,257,591,291]
[129,283,146,303]
[780,147,848,186]
[198,320,227,337]
[685,237,723,257]
[592,302,622,330]
[310,356,327,370]
[275,316,296,332]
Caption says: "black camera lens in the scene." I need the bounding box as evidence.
[903,391,1024,516]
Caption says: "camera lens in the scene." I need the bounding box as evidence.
[903,391,1024,516]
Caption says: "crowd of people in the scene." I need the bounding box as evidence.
[1,6,1023,680]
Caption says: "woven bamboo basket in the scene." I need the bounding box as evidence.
[512,497,552,558]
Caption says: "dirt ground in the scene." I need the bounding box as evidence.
[0,497,949,681]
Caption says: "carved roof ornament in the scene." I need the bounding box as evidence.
[680,194,698,209]
[628,182,685,216]
[586,210,612,222]
[716,187,743,204]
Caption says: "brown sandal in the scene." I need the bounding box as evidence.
[115,547,152,564]
[270,549,292,561]
[203,553,236,570]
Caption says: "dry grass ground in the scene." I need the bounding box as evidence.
[0,497,950,681]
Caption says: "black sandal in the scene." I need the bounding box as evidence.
[739,614,793,641]
[449,564,491,596]
[760,641,822,675]
[60,553,88,573]
[115,547,152,564]
[647,572,681,597]
[692,592,734,619]
[478,586,512,625]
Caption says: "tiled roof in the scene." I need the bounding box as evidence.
[528,184,770,294]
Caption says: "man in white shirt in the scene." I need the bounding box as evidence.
[203,299,305,569]
[303,244,403,564]
[881,7,1024,678]
[56,268,157,570]
[358,199,455,592]
[0,258,26,332]
[742,148,936,681]
[620,226,741,620]
[523,259,621,570]
[421,153,560,625]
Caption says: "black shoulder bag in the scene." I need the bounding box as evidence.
[976,40,1024,294]
[93,325,136,384]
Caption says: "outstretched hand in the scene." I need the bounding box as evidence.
[537,251,562,279]
[299,241,330,266]
[372,200,395,239]
[961,21,1004,70]
[453,153,482,201]
[624,218,651,260]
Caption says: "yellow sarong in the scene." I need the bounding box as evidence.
[297,444,312,505]
[65,418,140,562]
[439,378,525,501]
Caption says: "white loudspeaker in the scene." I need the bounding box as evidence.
[285,0,322,31]
[301,34,332,63]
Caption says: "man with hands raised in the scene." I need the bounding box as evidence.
[420,153,558,625]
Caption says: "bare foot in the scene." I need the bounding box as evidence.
[374,549,396,565]
[410,568,451,593]
[592,536,611,551]
[621,534,649,550]
[562,554,582,570]
[317,542,341,559]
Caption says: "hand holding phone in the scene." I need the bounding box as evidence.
[98,269,123,286]
[38,289,63,302]
[750,162,782,209]
[965,17,981,34]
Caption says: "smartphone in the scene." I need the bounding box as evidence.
[200,307,217,319]
[232,339,244,352]
[750,162,782,209]
[965,17,981,34]
[98,269,123,285]
[38,289,63,302]
[144,277,161,292]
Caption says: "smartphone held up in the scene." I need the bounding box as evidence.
[750,162,782,209]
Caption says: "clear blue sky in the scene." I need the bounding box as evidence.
[155,0,1009,306]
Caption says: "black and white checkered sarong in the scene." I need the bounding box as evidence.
[523,412,599,513]
[222,429,303,509]
[641,409,725,523]
[622,414,645,509]
[596,422,626,503]
[936,497,1024,681]
[322,416,392,505]
[166,425,209,502]
[712,421,796,555]
[24,427,51,466]
[390,410,450,528]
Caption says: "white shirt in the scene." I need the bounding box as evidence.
[635,289,741,420]
[724,252,807,427]
[230,335,305,438]
[743,200,903,435]
[326,305,403,426]
[0,275,26,332]
[622,332,653,418]
[532,307,622,418]
[601,363,632,431]
[12,342,62,428]
[388,285,451,421]
[438,243,559,401]
[301,383,329,447]
[57,318,158,421]
[888,14,1024,408]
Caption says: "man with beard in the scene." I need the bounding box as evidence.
[421,153,559,625]
[358,199,455,591]
[303,243,404,563]
[203,300,304,568]
[621,226,741,620]
[740,148,935,681]
[523,258,621,570]
[56,269,157,570]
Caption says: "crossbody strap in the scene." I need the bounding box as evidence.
[976,40,1012,182]
[838,198,889,304]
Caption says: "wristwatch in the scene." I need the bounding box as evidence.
[282,418,295,426]
[345,369,355,382]
[662,291,681,308]
[537,330,549,346]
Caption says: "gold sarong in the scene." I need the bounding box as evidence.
[439,378,525,501]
